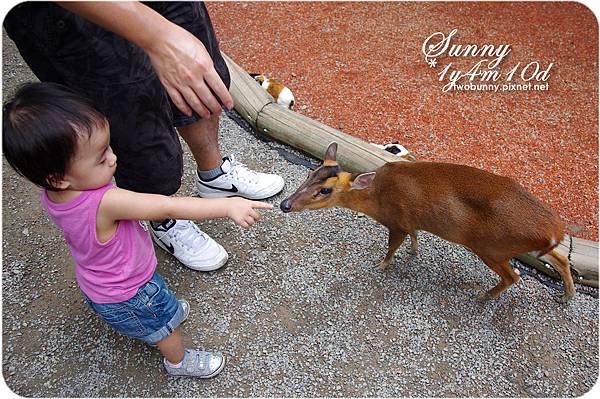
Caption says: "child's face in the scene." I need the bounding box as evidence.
[61,121,117,191]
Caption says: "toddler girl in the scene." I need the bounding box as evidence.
[2,82,273,378]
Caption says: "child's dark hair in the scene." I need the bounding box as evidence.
[3,82,107,191]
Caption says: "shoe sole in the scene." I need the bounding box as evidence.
[186,249,228,272]
[152,233,229,272]
[197,187,284,200]
[204,355,226,379]
[196,180,285,200]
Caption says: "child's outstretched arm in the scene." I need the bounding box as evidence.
[98,187,273,230]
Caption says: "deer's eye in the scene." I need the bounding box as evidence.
[319,187,333,195]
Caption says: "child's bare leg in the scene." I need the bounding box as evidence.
[156,327,185,363]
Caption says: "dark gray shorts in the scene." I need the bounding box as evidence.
[4,1,230,195]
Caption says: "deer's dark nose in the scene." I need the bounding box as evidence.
[280,199,292,213]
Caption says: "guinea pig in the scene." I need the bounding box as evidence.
[251,73,295,109]
[370,141,417,161]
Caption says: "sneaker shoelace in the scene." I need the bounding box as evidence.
[183,350,213,373]
[171,221,209,250]
[227,155,260,184]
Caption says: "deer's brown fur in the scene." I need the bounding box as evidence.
[281,142,575,303]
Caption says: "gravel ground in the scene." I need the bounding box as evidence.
[2,30,598,397]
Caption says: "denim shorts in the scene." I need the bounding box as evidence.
[84,273,185,345]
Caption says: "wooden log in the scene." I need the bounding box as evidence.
[222,51,598,288]
[255,104,404,172]
[222,51,406,173]
[516,236,598,288]
[560,236,598,282]
[221,52,273,124]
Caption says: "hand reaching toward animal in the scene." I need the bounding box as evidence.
[225,198,273,228]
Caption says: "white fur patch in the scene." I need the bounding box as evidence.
[370,142,410,157]
[277,87,295,108]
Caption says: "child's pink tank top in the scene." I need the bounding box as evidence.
[40,183,156,304]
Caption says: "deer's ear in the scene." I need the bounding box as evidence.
[324,142,338,162]
[350,172,376,190]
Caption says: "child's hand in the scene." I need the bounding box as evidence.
[225,198,273,228]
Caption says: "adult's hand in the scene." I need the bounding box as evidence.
[57,1,233,118]
[144,23,234,118]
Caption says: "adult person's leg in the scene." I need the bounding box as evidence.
[177,116,285,200]
[178,114,222,172]
[3,2,227,271]
[146,2,284,265]
[3,3,183,196]
[152,2,284,200]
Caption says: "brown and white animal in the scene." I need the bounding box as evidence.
[370,141,417,162]
[280,142,575,303]
[251,73,295,109]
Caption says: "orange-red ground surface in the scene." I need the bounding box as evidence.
[209,1,598,241]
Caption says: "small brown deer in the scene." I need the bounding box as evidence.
[280,142,575,303]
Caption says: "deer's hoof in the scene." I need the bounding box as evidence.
[377,261,390,271]
[476,291,492,302]
[553,293,573,304]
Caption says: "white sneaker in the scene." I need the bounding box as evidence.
[150,220,228,271]
[164,349,226,378]
[196,155,285,200]
[179,299,190,322]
